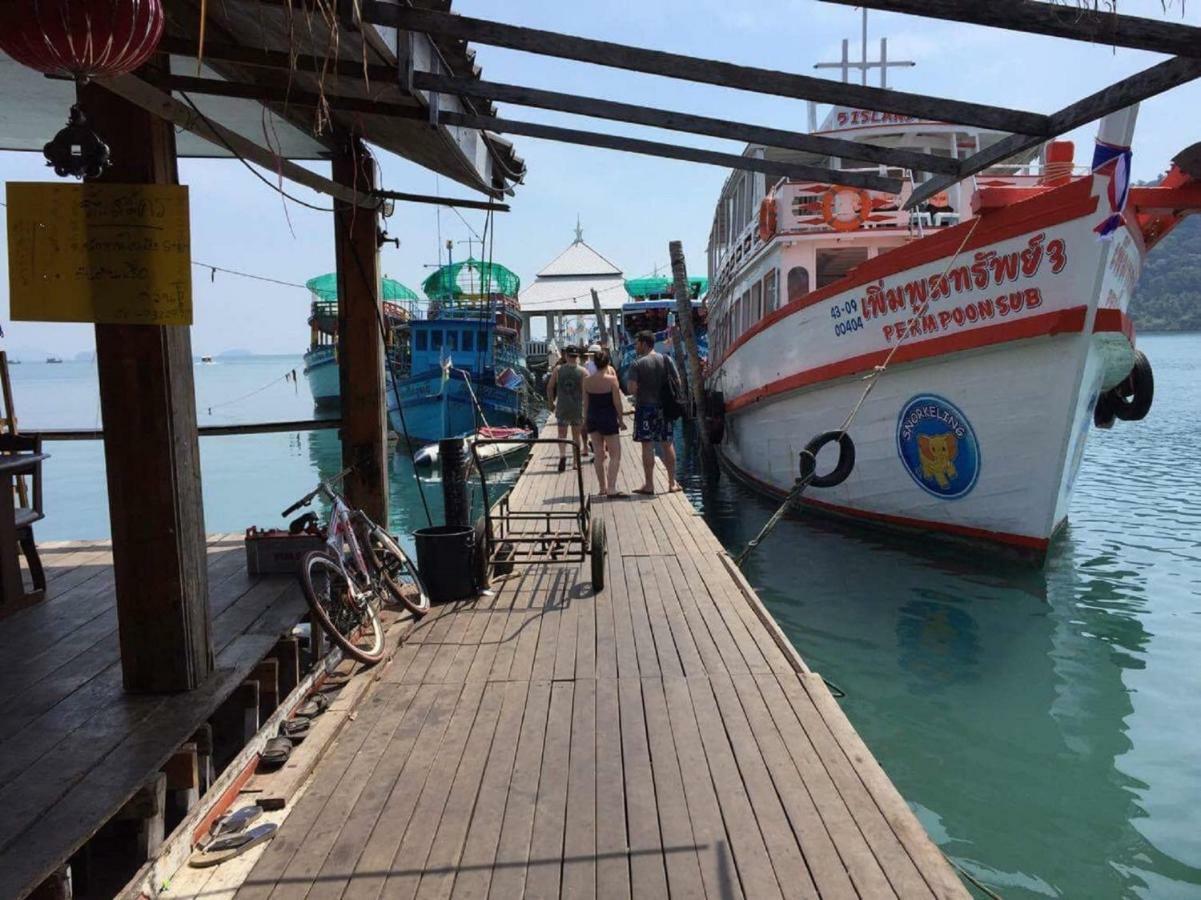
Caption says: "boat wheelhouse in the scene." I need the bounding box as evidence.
[301,273,414,410]
[703,99,1200,561]
[387,258,531,444]
[616,277,709,380]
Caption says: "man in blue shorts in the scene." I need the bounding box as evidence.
[625,330,680,494]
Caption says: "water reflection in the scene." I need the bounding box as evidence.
[671,335,1201,897]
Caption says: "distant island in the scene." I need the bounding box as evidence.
[1130,215,1201,332]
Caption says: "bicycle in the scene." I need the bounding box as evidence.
[283,468,430,664]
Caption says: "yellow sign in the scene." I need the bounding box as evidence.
[6,182,192,326]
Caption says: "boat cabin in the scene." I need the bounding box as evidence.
[407,319,499,374]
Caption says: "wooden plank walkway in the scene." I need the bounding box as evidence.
[0,534,310,900]
[234,430,968,899]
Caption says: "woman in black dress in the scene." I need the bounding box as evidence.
[582,349,626,497]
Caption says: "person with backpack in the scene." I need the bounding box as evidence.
[625,330,682,495]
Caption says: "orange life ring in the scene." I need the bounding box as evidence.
[758,196,777,242]
[821,186,872,232]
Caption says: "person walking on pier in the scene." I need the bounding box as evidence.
[546,345,588,472]
[626,331,680,494]
[583,348,626,497]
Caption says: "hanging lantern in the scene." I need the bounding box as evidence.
[0,0,165,178]
[0,0,165,81]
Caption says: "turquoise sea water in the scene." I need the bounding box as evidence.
[16,335,1201,897]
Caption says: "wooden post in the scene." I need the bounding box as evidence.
[669,241,713,462]
[590,289,610,347]
[78,63,212,693]
[332,137,388,525]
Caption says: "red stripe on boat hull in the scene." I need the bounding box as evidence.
[724,306,1089,413]
[720,452,1052,554]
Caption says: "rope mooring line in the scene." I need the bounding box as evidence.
[735,216,983,568]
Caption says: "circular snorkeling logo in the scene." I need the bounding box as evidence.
[896,395,980,500]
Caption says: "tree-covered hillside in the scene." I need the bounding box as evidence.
[1131,215,1201,332]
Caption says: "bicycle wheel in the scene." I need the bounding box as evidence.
[369,531,432,616]
[300,550,385,664]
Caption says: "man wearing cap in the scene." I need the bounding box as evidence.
[545,345,589,472]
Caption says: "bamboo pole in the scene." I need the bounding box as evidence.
[590,289,610,347]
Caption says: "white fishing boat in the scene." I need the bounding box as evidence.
[413,426,533,469]
[704,65,1201,561]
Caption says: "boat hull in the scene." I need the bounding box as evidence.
[303,348,340,410]
[708,174,1142,558]
[387,370,522,445]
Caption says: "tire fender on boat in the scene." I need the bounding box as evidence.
[1108,350,1154,422]
[799,431,855,488]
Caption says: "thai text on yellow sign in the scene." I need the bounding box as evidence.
[6,182,192,326]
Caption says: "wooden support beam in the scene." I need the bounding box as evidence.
[374,188,509,212]
[332,139,389,524]
[79,60,213,694]
[160,36,398,82]
[821,0,1201,61]
[907,54,1201,208]
[163,74,423,119]
[439,111,904,193]
[98,73,382,210]
[415,72,962,176]
[369,3,1050,134]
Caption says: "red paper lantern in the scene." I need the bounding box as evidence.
[0,0,165,80]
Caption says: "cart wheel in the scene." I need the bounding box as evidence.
[590,518,607,593]
[472,517,492,591]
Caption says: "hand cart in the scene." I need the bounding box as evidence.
[471,437,607,592]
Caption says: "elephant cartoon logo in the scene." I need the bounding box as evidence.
[897,395,980,499]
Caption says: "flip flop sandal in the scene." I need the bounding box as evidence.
[259,736,293,768]
[294,693,331,719]
[189,823,279,868]
[209,804,262,841]
[280,718,310,741]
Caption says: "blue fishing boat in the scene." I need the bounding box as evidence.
[616,275,709,383]
[387,258,531,445]
[301,273,415,410]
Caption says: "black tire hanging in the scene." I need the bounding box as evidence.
[590,517,607,593]
[1093,393,1117,429]
[799,431,856,488]
[1109,350,1154,422]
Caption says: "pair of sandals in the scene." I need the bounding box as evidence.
[260,692,331,769]
[189,804,278,868]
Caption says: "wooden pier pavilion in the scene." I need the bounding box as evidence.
[193,432,969,900]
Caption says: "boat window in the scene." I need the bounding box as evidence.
[751,281,762,323]
[815,248,869,289]
[763,268,778,314]
[479,331,488,352]
[462,330,475,352]
[415,330,428,352]
[446,330,459,352]
[787,266,811,303]
[740,289,751,334]
[431,329,443,350]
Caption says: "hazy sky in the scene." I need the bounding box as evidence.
[3,0,1200,357]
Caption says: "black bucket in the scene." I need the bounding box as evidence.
[413,525,476,604]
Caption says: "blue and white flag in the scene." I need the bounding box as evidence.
[1092,139,1133,240]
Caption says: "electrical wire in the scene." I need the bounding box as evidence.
[193,261,307,289]
[179,92,336,213]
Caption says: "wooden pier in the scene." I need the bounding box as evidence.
[223,431,968,899]
[0,535,312,899]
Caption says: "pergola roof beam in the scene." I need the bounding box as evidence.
[821,0,1201,61]
[414,72,963,176]
[365,3,1051,135]
[437,111,904,193]
[906,54,1201,208]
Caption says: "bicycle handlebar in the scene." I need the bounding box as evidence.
[281,465,356,517]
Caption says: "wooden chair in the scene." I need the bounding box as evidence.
[0,433,47,610]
